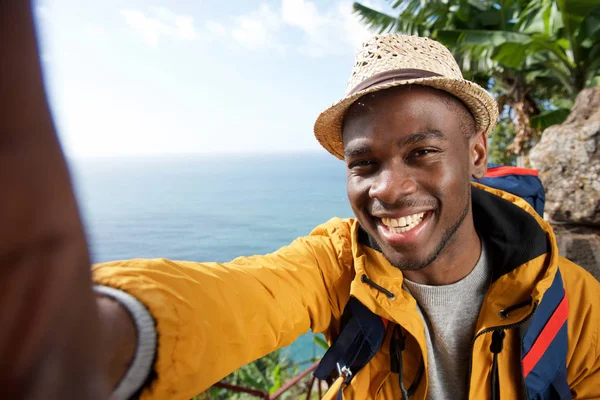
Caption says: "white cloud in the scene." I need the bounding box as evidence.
[117,1,381,54]
[225,0,380,56]
[231,4,283,51]
[85,23,109,40]
[290,0,377,57]
[205,21,226,37]
[337,1,378,48]
[281,0,321,36]
[121,7,198,47]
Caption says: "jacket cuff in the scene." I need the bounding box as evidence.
[94,285,157,400]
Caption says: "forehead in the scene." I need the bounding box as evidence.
[342,86,462,145]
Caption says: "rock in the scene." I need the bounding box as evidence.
[530,87,600,226]
[554,226,600,281]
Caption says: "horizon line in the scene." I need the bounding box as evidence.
[66,149,337,160]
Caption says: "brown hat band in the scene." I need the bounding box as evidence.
[348,68,443,96]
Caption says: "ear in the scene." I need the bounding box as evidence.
[470,130,488,180]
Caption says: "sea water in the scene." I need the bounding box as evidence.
[70,152,353,363]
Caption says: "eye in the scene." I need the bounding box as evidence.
[349,159,373,168]
[409,148,439,158]
[348,159,377,171]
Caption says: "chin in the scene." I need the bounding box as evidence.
[384,254,431,271]
[378,241,438,271]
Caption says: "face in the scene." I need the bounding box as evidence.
[343,86,487,271]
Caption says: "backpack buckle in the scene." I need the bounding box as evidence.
[336,363,353,383]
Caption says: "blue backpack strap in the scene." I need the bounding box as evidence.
[520,270,571,399]
[474,164,545,216]
[314,297,387,395]
[551,367,572,399]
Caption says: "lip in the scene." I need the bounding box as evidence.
[372,208,434,220]
[375,210,434,246]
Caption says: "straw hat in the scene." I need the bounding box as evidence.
[314,34,499,159]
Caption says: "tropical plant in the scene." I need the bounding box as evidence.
[488,117,518,165]
[313,334,329,351]
[195,350,292,399]
[353,0,600,158]
[194,348,326,400]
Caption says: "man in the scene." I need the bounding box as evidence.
[2,2,599,399]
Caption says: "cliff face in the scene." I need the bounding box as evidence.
[530,87,600,280]
[530,87,600,227]
[553,227,600,281]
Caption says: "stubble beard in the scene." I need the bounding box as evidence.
[382,189,472,272]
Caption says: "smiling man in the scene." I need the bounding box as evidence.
[3,7,599,399]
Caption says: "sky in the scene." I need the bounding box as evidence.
[33,0,391,158]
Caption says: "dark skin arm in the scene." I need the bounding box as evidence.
[0,1,137,397]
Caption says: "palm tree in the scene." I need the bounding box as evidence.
[354,0,600,159]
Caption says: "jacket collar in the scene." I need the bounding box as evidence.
[350,183,560,326]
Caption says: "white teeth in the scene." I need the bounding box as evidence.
[381,212,427,233]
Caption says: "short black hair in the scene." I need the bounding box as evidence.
[440,91,476,138]
[344,85,476,137]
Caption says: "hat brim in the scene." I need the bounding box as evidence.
[314,76,499,160]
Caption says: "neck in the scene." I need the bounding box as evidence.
[402,212,482,286]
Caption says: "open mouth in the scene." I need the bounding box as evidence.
[380,211,428,234]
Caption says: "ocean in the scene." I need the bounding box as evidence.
[70,152,354,363]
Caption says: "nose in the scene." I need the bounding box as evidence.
[368,165,417,205]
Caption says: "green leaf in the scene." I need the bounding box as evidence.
[525,69,554,80]
[529,108,570,130]
[559,0,600,18]
[550,97,574,109]
[352,3,400,33]
[542,0,552,35]
[477,10,502,27]
[269,365,282,394]
[455,4,470,22]
[492,42,528,68]
[581,6,600,41]
[556,38,570,49]
[529,34,576,69]
[438,29,532,46]
[314,335,330,350]
[466,0,489,12]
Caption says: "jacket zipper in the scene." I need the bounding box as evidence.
[466,302,538,400]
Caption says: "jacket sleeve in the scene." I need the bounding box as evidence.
[561,259,600,399]
[92,218,354,400]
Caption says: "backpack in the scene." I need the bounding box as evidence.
[475,164,545,217]
[314,165,571,399]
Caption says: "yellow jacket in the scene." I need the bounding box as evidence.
[93,184,600,399]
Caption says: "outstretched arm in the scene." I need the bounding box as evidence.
[92,222,353,399]
[0,1,109,398]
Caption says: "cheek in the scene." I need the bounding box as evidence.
[435,161,471,212]
[346,175,369,210]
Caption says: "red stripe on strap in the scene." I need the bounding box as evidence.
[522,295,569,378]
[485,166,539,178]
[381,318,389,329]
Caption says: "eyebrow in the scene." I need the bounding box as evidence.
[397,130,446,148]
[343,130,446,157]
[344,145,371,157]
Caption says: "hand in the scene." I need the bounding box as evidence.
[0,2,109,398]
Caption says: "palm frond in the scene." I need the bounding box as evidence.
[352,3,401,34]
